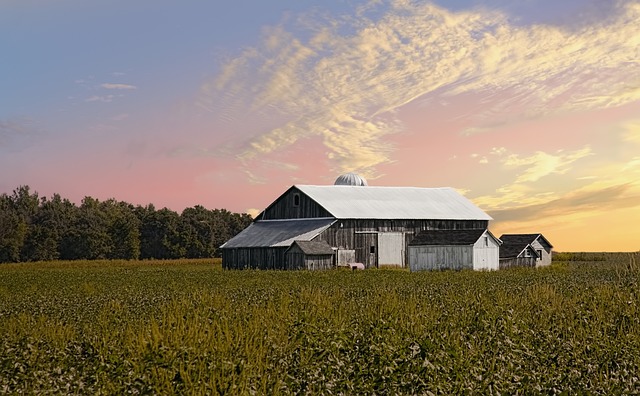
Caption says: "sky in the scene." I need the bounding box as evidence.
[1,0,639,252]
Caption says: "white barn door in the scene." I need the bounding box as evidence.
[378,232,404,267]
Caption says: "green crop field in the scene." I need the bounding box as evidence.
[1,254,639,394]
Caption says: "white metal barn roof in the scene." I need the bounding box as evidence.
[295,185,492,221]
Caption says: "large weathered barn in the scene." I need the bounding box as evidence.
[221,174,493,270]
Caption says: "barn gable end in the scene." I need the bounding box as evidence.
[259,186,332,220]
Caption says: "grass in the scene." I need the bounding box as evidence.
[1,254,639,394]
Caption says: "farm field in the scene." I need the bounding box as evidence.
[1,254,639,394]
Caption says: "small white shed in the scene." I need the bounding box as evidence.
[408,229,501,271]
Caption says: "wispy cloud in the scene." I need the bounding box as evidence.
[622,118,640,143]
[86,95,120,103]
[488,183,639,224]
[0,118,40,152]
[204,1,640,178]
[504,146,593,183]
[101,83,137,90]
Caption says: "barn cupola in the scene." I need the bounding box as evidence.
[334,172,368,186]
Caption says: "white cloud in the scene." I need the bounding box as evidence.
[490,147,507,156]
[86,95,118,103]
[623,156,640,171]
[101,83,137,90]
[204,1,640,178]
[503,146,592,183]
[622,119,640,143]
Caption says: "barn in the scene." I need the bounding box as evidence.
[408,229,501,271]
[499,234,554,267]
[221,173,493,270]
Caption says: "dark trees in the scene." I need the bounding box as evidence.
[0,186,252,263]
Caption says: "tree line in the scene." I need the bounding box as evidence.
[0,186,253,263]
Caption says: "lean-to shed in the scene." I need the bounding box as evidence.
[285,240,335,270]
[408,229,501,271]
[499,234,553,267]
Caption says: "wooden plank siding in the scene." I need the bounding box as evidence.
[409,246,474,271]
[499,257,537,269]
[285,252,334,270]
[223,218,488,270]
[260,187,332,220]
[531,239,553,267]
[316,219,489,268]
[285,243,334,270]
[222,247,288,270]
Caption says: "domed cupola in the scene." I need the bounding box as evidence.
[334,172,368,186]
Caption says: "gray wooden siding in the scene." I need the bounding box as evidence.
[222,247,287,270]
[408,231,499,272]
[285,243,334,270]
[408,246,473,271]
[531,239,552,267]
[223,218,489,270]
[285,253,334,270]
[472,235,500,270]
[499,257,536,269]
[261,187,332,220]
[316,219,488,268]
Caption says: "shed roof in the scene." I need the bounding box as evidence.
[499,234,553,258]
[409,229,499,246]
[221,218,335,248]
[295,185,492,220]
[289,240,335,255]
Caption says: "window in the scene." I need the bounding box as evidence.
[293,193,300,207]
[484,237,489,247]
[537,250,543,260]
[370,246,376,254]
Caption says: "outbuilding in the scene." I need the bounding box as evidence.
[499,234,554,267]
[285,240,335,270]
[408,229,501,271]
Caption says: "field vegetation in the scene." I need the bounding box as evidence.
[1,253,639,394]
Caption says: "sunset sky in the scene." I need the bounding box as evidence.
[2,0,639,252]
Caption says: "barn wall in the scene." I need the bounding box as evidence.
[262,187,332,220]
[223,219,489,270]
[304,256,334,270]
[285,244,306,270]
[499,257,536,269]
[531,239,553,267]
[284,245,335,270]
[408,246,473,271]
[222,247,287,270]
[472,235,500,270]
[316,219,488,268]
